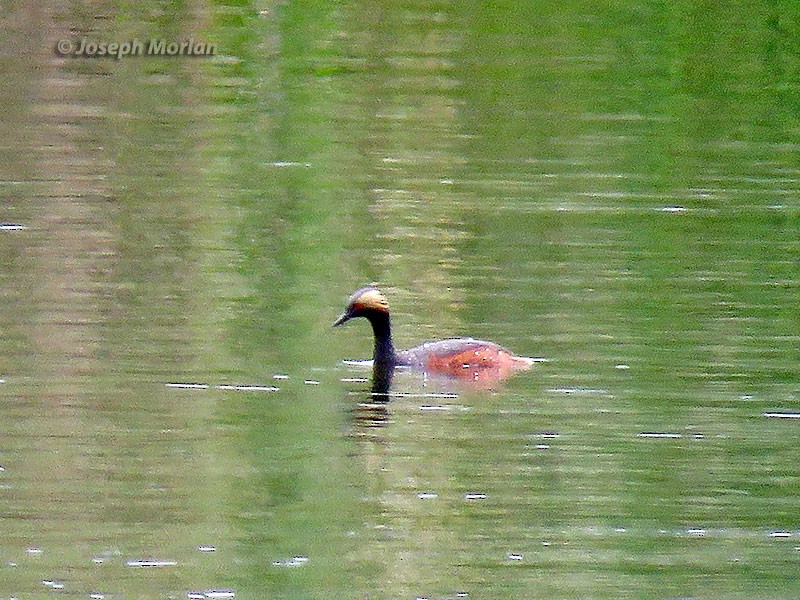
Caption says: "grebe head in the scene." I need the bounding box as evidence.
[332,286,390,327]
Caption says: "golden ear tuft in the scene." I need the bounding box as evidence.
[355,288,390,312]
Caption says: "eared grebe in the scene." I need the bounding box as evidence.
[333,286,537,381]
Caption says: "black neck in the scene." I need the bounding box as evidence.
[366,310,396,366]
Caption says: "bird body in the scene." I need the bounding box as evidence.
[397,337,536,372]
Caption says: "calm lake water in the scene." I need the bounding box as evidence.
[1,2,799,599]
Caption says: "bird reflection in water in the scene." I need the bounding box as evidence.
[351,360,393,428]
[348,346,545,429]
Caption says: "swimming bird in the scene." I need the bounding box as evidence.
[333,286,537,382]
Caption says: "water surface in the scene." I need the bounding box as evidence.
[0,1,799,598]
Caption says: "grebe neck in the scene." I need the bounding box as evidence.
[367,312,396,366]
